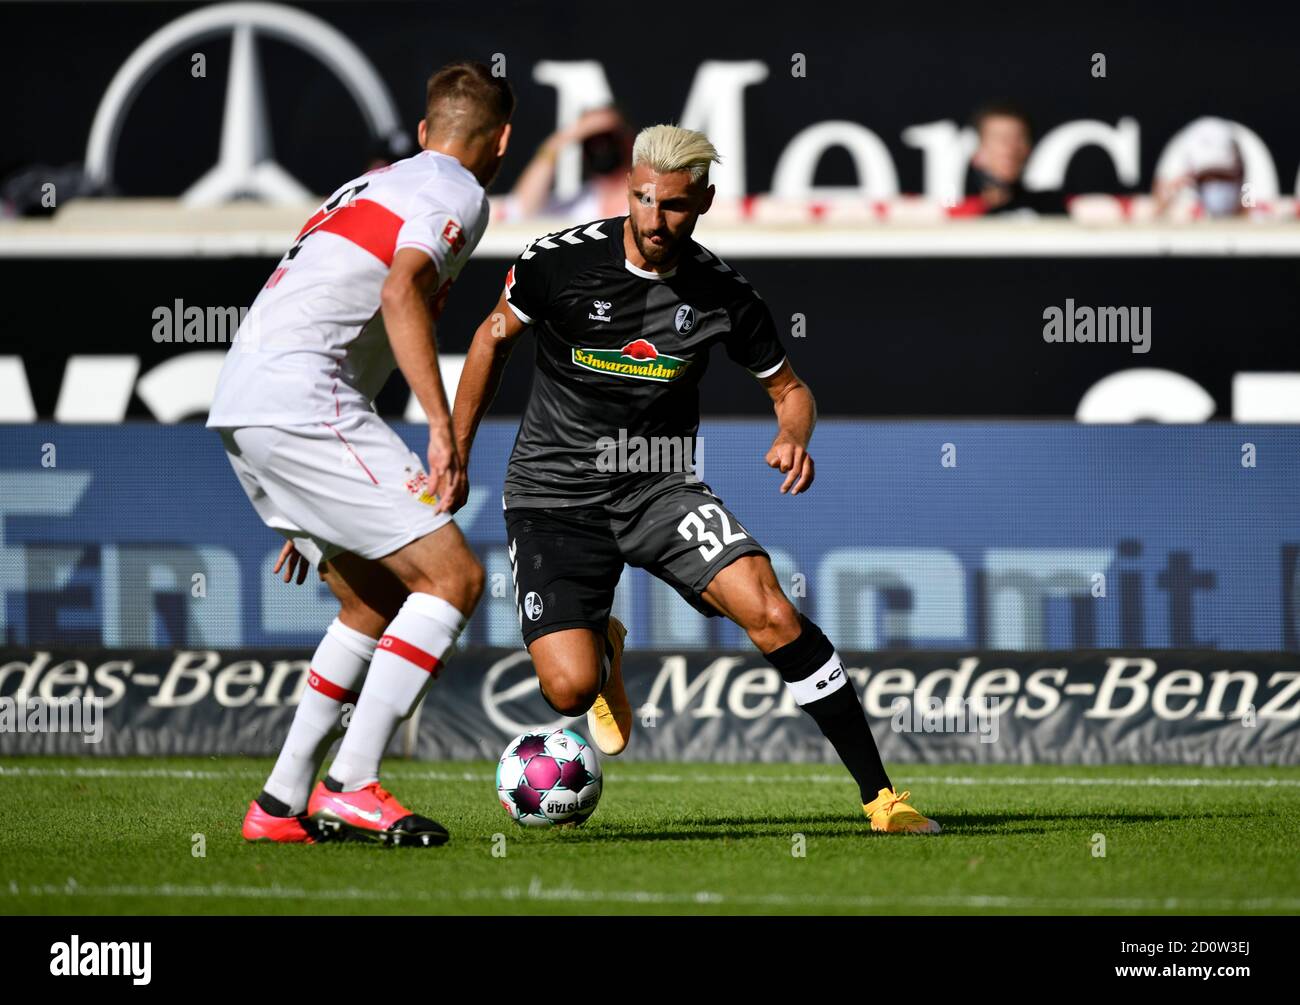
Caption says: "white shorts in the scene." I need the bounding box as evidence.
[217,411,451,566]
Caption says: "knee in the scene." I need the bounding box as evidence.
[462,555,486,609]
[748,593,802,648]
[441,552,485,617]
[337,599,392,641]
[542,667,600,717]
[409,551,484,616]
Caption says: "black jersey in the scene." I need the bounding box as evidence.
[500,215,786,510]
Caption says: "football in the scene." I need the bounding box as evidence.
[496,728,603,827]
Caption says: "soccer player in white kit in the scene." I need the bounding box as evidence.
[206,62,513,847]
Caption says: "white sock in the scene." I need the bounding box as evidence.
[263,619,376,814]
[326,593,466,791]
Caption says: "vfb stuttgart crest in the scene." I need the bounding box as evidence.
[674,304,696,334]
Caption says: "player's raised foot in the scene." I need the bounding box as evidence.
[587,616,632,755]
[307,779,449,847]
[863,787,942,834]
[242,794,325,844]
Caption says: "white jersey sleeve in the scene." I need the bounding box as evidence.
[205,150,489,428]
[395,181,489,317]
[395,182,485,275]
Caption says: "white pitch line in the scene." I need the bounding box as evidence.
[2,878,1297,913]
[1,765,1299,788]
[592,773,1300,788]
[0,765,262,780]
[900,775,1300,789]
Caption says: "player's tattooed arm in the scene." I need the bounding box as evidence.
[759,360,817,495]
[451,291,529,471]
[381,247,462,515]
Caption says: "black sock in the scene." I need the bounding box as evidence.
[763,614,891,803]
[255,789,295,818]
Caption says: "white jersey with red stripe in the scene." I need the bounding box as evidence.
[207,149,488,427]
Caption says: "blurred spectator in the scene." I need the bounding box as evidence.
[498,106,633,221]
[363,128,417,172]
[1154,116,1245,218]
[953,101,1066,216]
[0,162,103,218]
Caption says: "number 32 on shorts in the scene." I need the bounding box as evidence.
[676,503,749,561]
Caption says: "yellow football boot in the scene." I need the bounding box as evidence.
[863,787,941,834]
[586,617,631,755]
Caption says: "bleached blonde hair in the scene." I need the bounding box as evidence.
[631,124,721,184]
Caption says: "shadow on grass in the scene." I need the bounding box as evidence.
[931,808,1223,835]
[540,808,1225,842]
[297,808,1232,850]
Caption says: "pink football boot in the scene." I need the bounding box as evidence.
[307,780,449,847]
[241,799,322,844]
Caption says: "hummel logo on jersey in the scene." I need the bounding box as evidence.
[674,304,696,334]
[571,339,693,383]
[589,300,613,322]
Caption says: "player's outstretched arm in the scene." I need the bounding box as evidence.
[380,247,461,514]
[452,291,529,470]
[759,360,817,495]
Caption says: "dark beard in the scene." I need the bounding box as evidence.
[629,215,678,265]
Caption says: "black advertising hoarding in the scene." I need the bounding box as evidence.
[8,2,1300,205]
[7,255,1300,419]
[3,647,1296,764]
[4,2,1300,417]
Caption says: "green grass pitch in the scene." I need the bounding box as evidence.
[2,758,1298,915]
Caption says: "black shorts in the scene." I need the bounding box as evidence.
[504,482,768,645]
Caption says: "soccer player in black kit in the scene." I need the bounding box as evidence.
[452,124,939,832]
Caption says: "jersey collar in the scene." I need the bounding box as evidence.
[619,218,688,280]
[623,259,677,280]
[419,149,483,190]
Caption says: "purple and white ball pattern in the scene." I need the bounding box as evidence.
[497,728,603,827]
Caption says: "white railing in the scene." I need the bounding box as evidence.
[3,196,1299,258]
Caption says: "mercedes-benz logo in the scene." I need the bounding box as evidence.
[85,2,404,206]
[481,650,575,736]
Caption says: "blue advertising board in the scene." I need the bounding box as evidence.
[2,421,1296,651]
